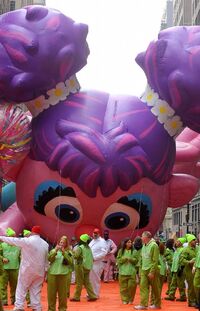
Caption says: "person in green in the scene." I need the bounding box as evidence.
[117,237,138,305]
[158,242,167,295]
[134,231,161,310]
[1,228,20,306]
[164,238,175,295]
[180,233,197,307]
[164,237,187,301]
[150,241,167,307]
[70,233,97,302]
[133,236,143,285]
[0,251,4,311]
[193,240,200,308]
[47,235,73,311]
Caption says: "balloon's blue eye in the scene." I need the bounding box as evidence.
[33,181,82,225]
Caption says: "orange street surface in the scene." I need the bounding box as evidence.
[4,281,194,310]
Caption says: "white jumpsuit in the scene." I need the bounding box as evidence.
[0,234,49,311]
[89,237,108,297]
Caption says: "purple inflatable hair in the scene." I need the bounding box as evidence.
[0,7,200,197]
[136,26,200,133]
[0,5,89,102]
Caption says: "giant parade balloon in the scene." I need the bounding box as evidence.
[0,5,199,244]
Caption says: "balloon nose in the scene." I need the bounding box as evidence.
[75,225,101,237]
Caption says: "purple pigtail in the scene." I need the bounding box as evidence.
[136,26,200,133]
[0,6,89,103]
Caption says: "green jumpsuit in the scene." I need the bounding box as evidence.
[0,252,4,311]
[194,245,200,307]
[117,248,138,304]
[47,248,73,311]
[180,244,196,306]
[158,253,167,295]
[139,239,161,308]
[71,243,97,301]
[167,246,186,300]
[164,248,174,295]
[1,242,20,305]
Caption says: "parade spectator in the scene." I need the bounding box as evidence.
[47,235,73,311]
[70,234,97,302]
[165,237,187,302]
[0,225,49,311]
[180,234,197,307]
[102,230,117,283]
[0,228,20,306]
[89,228,108,298]
[134,231,161,310]
[117,238,138,304]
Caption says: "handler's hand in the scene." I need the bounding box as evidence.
[3,258,9,263]
[148,272,155,280]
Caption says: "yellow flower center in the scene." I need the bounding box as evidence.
[147,93,153,101]
[35,100,42,108]
[69,80,75,88]
[159,106,167,114]
[171,121,178,128]
[54,88,62,97]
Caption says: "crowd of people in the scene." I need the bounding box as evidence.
[0,227,199,311]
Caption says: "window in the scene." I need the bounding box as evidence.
[10,1,15,11]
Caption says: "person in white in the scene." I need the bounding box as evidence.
[89,228,108,298]
[0,225,49,311]
[102,230,117,282]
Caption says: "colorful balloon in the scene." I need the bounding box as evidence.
[0,103,31,176]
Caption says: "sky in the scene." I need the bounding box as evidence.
[46,0,167,97]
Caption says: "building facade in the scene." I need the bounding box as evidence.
[0,0,10,14]
[0,0,45,13]
[172,190,200,237]
[173,0,200,25]
[161,0,174,30]
[173,0,193,25]
[192,0,200,24]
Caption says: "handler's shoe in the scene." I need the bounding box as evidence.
[134,306,148,310]
[2,301,8,306]
[149,305,161,310]
[87,297,97,301]
[70,298,80,302]
[188,302,197,307]
[164,296,175,301]
[176,298,187,302]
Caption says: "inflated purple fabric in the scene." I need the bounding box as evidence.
[136,26,200,133]
[0,5,89,102]
[0,7,200,197]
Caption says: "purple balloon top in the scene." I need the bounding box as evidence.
[0,5,89,102]
[0,6,200,197]
[136,26,200,133]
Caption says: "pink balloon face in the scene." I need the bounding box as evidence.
[16,158,169,244]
